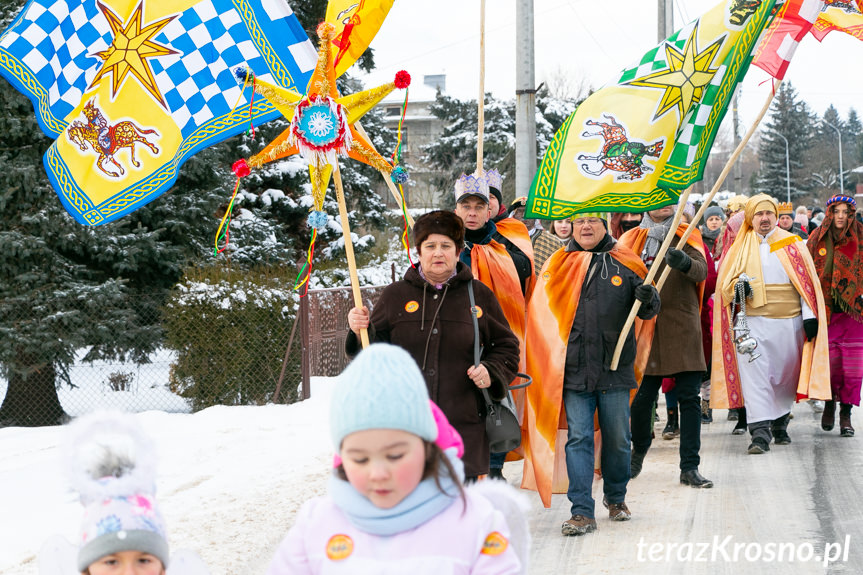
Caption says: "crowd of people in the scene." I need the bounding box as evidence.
[346,178,862,543]
[43,175,862,574]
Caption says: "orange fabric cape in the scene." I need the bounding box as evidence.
[492,218,537,300]
[521,244,655,508]
[617,224,707,313]
[470,239,531,459]
[710,229,831,408]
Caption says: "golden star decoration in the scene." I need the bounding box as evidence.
[626,23,724,121]
[88,0,178,109]
[244,22,400,209]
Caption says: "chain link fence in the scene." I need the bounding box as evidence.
[0,284,389,427]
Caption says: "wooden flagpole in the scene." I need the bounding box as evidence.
[610,80,780,370]
[333,162,370,349]
[476,0,486,174]
[609,186,693,370]
[654,81,781,292]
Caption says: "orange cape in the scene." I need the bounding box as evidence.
[710,229,831,408]
[521,244,655,508]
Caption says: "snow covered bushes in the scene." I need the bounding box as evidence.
[163,267,300,411]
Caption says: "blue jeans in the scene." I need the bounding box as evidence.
[563,387,631,518]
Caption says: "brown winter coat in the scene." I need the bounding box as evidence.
[619,227,708,376]
[346,262,520,477]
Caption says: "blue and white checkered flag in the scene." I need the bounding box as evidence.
[0,0,316,225]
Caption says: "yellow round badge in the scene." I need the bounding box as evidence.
[326,534,354,561]
[474,305,483,319]
[405,301,419,313]
[819,247,827,256]
[481,531,509,556]
[542,271,551,281]
[611,275,623,286]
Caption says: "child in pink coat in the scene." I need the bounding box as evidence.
[266,344,525,574]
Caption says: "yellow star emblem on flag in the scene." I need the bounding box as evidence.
[626,23,724,121]
[88,0,178,109]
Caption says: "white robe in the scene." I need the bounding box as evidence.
[736,229,815,424]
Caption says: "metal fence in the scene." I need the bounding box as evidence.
[0,284,389,427]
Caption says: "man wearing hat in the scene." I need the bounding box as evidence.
[711,194,830,454]
[777,202,809,240]
[619,204,712,488]
[454,171,534,480]
[522,212,659,535]
[807,195,863,437]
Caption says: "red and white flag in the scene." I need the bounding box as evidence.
[752,0,826,79]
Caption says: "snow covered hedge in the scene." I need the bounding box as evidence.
[163,267,300,411]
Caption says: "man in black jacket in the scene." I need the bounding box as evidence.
[522,213,659,536]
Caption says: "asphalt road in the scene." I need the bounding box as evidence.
[506,402,863,575]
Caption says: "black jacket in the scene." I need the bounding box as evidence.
[563,235,660,393]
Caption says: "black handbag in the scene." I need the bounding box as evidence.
[467,281,531,453]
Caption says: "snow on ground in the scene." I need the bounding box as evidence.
[0,349,189,417]
[0,377,335,575]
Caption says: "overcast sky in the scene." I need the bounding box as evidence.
[359,0,862,134]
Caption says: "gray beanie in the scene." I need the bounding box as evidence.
[331,344,438,449]
[704,206,726,221]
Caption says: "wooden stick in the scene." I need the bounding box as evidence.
[609,185,694,371]
[333,163,370,349]
[354,122,415,227]
[477,0,486,173]
[655,80,780,293]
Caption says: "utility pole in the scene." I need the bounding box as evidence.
[658,0,673,41]
[515,0,537,199]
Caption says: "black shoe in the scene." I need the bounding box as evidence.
[727,409,739,421]
[822,400,836,431]
[732,421,747,435]
[488,468,505,481]
[747,437,770,454]
[630,450,647,479]
[662,410,680,440]
[680,469,714,488]
[701,399,713,424]
[772,430,791,445]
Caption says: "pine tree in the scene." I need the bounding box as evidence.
[754,82,817,202]
[845,108,862,168]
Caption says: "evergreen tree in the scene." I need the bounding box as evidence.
[845,108,862,168]
[754,82,817,202]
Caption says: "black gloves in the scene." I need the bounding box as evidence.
[665,248,692,272]
[741,278,753,297]
[803,318,818,341]
[634,284,657,304]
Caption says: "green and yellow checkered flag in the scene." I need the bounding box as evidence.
[526,0,777,219]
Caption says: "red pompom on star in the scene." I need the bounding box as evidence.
[394,70,411,89]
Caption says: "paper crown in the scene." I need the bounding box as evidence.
[485,169,502,191]
[777,202,794,216]
[454,173,490,203]
[826,195,857,210]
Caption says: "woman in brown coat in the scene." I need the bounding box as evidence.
[346,211,520,480]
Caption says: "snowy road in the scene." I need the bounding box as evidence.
[2,391,861,575]
[515,402,863,575]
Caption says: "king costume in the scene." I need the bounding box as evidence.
[711,194,830,453]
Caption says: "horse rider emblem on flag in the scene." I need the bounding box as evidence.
[0,0,317,225]
[526,0,777,219]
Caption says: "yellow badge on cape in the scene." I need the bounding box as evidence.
[611,275,623,286]
[481,531,509,556]
[819,247,827,256]
[405,301,419,313]
[326,534,354,561]
[542,271,551,281]
[473,305,484,318]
